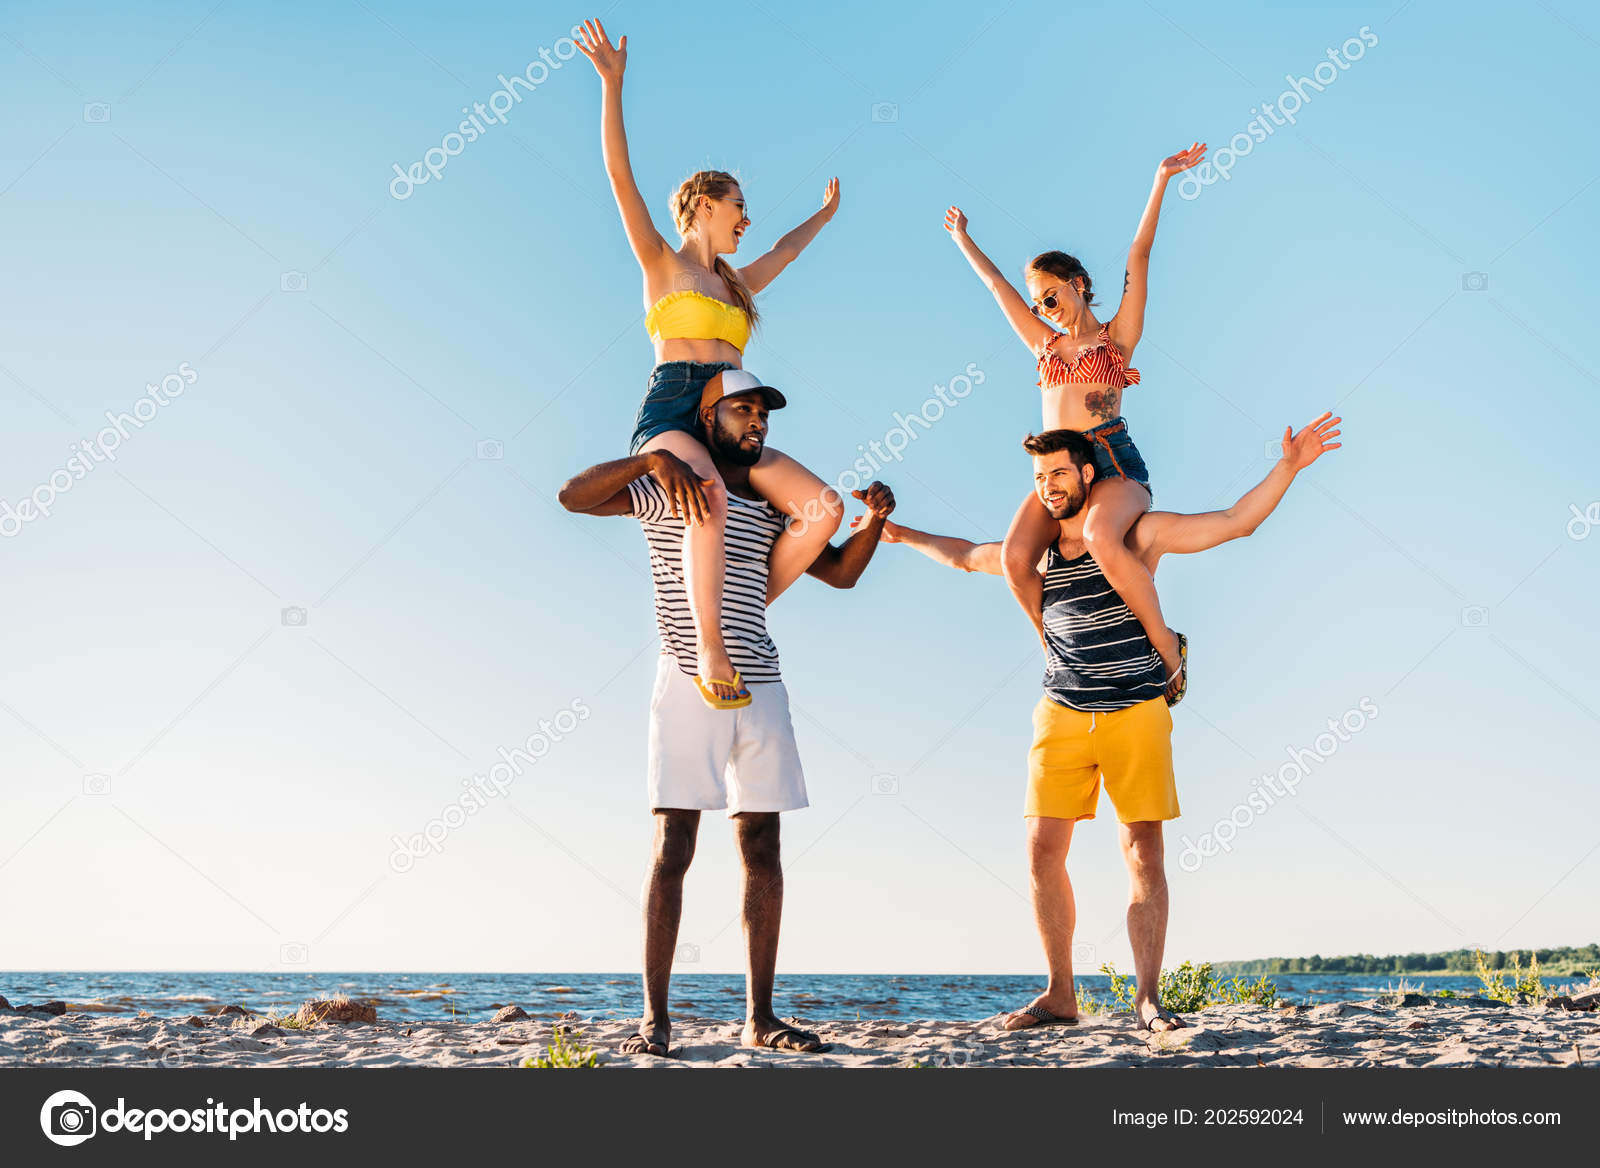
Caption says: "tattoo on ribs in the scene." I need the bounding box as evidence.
[1084,388,1120,423]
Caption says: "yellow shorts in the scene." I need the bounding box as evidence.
[1026,695,1179,823]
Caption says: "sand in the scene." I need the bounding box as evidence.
[2,996,1596,1068]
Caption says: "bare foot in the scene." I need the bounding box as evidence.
[1136,1001,1188,1032]
[743,1015,828,1052]
[1001,993,1079,1031]
[695,642,745,703]
[618,1018,671,1057]
[1157,627,1186,705]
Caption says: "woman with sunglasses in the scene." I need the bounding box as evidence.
[944,143,1206,703]
[576,19,843,709]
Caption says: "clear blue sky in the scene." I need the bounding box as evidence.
[2,0,1595,976]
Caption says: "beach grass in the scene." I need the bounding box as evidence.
[523,1028,599,1069]
[1100,961,1279,1012]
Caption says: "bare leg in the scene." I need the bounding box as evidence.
[1081,477,1181,694]
[748,447,842,602]
[1001,492,1059,645]
[735,813,822,1051]
[637,431,741,700]
[633,809,699,1055]
[1002,815,1080,1029]
[1121,819,1185,1031]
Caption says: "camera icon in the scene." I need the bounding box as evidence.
[1264,438,1282,461]
[476,439,503,460]
[41,1090,98,1146]
[1460,605,1489,628]
[82,773,112,796]
[674,270,699,291]
[82,102,111,124]
[279,942,309,964]
[280,271,308,293]
[1461,271,1488,292]
[1072,942,1097,966]
[675,943,700,964]
[870,772,900,795]
[870,102,899,123]
[281,606,308,627]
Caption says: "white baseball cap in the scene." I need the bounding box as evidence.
[698,368,787,413]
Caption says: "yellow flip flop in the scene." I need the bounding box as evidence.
[695,671,752,710]
[1164,633,1189,708]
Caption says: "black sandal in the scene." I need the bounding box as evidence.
[1002,1003,1079,1031]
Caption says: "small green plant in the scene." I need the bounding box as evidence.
[1098,962,1278,1011]
[1433,988,1456,999]
[1075,985,1110,1016]
[1219,974,1279,1007]
[1100,963,1136,1011]
[522,1028,599,1069]
[1474,950,1546,1004]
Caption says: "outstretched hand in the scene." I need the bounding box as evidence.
[850,516,905,543]
[1279,412,1343,472]
[820,177,841,220]
[943,205,969,241]
[1157,142,1207,179]
[575,18,627,84]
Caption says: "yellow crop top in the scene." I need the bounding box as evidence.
[644,290,750,353]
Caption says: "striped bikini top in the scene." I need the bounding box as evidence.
[1036,324,1140,390]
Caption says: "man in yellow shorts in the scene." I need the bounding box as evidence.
[875,412,1341,1032]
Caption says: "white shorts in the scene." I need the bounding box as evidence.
[647,655,808,814]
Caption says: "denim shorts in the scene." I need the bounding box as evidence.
[1083,416,1150,491]
[629,361,737,453]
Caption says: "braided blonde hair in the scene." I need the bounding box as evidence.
[670,170,759,328]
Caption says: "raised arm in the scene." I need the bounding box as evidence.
[801,482,894,591]
[738,178,840,295]
[944,207,1054,355]
[558,449,714,520]
[1130,412,1341,567]
[1107,142,1205,357]
[575,19,671,272]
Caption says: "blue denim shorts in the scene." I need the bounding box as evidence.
[1083,417,1150,491]
[630,361,736,453]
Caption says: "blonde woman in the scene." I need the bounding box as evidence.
[576,18,842,709]
[944,142,1206,702]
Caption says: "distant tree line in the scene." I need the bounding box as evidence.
[1215,944,1600,976]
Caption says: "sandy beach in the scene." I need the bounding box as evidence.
[3,994,1596,1069]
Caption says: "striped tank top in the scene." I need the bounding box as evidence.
[1041,540,1166,711]
[626,475,784,683]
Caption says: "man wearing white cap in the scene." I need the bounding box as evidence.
[559,369,895,1057]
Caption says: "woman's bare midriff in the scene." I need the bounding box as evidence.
[1041,382,1124,432]
[653,338,743,366]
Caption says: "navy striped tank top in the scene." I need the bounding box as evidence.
[1041,541,1167,712]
